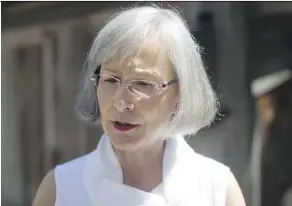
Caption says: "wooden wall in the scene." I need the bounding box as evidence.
[1,11,116,206]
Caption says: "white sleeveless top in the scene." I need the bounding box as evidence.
[55,134,231,206]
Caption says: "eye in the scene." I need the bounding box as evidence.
[103,77,119,83]
[133,81,157,90]
[136,81,152,86]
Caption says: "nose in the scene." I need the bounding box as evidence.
[113,85,135,112]
[113,100,134,112]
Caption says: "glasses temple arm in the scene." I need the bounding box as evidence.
[161,77,178,88]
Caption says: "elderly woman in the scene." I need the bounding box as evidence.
[33,6,245,206]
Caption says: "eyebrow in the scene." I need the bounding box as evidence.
[103,67,118,73]
[101,66,165,82]
[134,70,163,81]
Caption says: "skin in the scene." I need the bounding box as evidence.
[97,43,178,190]
[33,43,246,206]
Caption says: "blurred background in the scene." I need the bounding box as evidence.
[2,1,292,206]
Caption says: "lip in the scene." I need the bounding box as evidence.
[112,121,139,132]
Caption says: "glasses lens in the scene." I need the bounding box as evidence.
[130,80,158,97]
[98,75,119,93]
[94,75,160,97]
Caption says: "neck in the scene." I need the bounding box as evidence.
[114,139,165,192]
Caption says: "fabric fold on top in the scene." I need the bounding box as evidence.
[82,133,201,206]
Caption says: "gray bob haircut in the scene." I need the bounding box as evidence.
[75,5,218,137]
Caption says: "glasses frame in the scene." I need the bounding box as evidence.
[90,65,178,96]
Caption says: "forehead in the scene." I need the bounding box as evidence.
[101,42,175,79]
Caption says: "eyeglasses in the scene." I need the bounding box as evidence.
[90,67,178,98]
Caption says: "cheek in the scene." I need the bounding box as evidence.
[97,87,112,117]
[139,92,177,124]
[158,89,179,121]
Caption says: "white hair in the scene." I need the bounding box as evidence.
[75,5,218,137]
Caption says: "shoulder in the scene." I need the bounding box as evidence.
[225,170,246,206]
[33,170,56,206]
[193,153,231,192]
[194,153,230,179]
[55,154,88,174]
[33,154,90,206]
[54,153,91,187]
[193,153,246,206]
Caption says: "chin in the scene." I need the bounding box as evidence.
[109,133,146,152]
[105,123,146,152]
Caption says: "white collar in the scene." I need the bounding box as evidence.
[82,133,200,206]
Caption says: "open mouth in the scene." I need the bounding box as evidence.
[112,121,138,132]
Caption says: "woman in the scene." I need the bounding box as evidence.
[33,6,245,206]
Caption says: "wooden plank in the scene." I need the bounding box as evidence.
[17,45,44,205]
[42,32,58,172]
[1,47,24,206]
[2,29,43,50]
[2,2,133,30]
[54,24,92,161]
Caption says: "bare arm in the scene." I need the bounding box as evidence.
[225,171,246,206]
[33,170,56,206]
